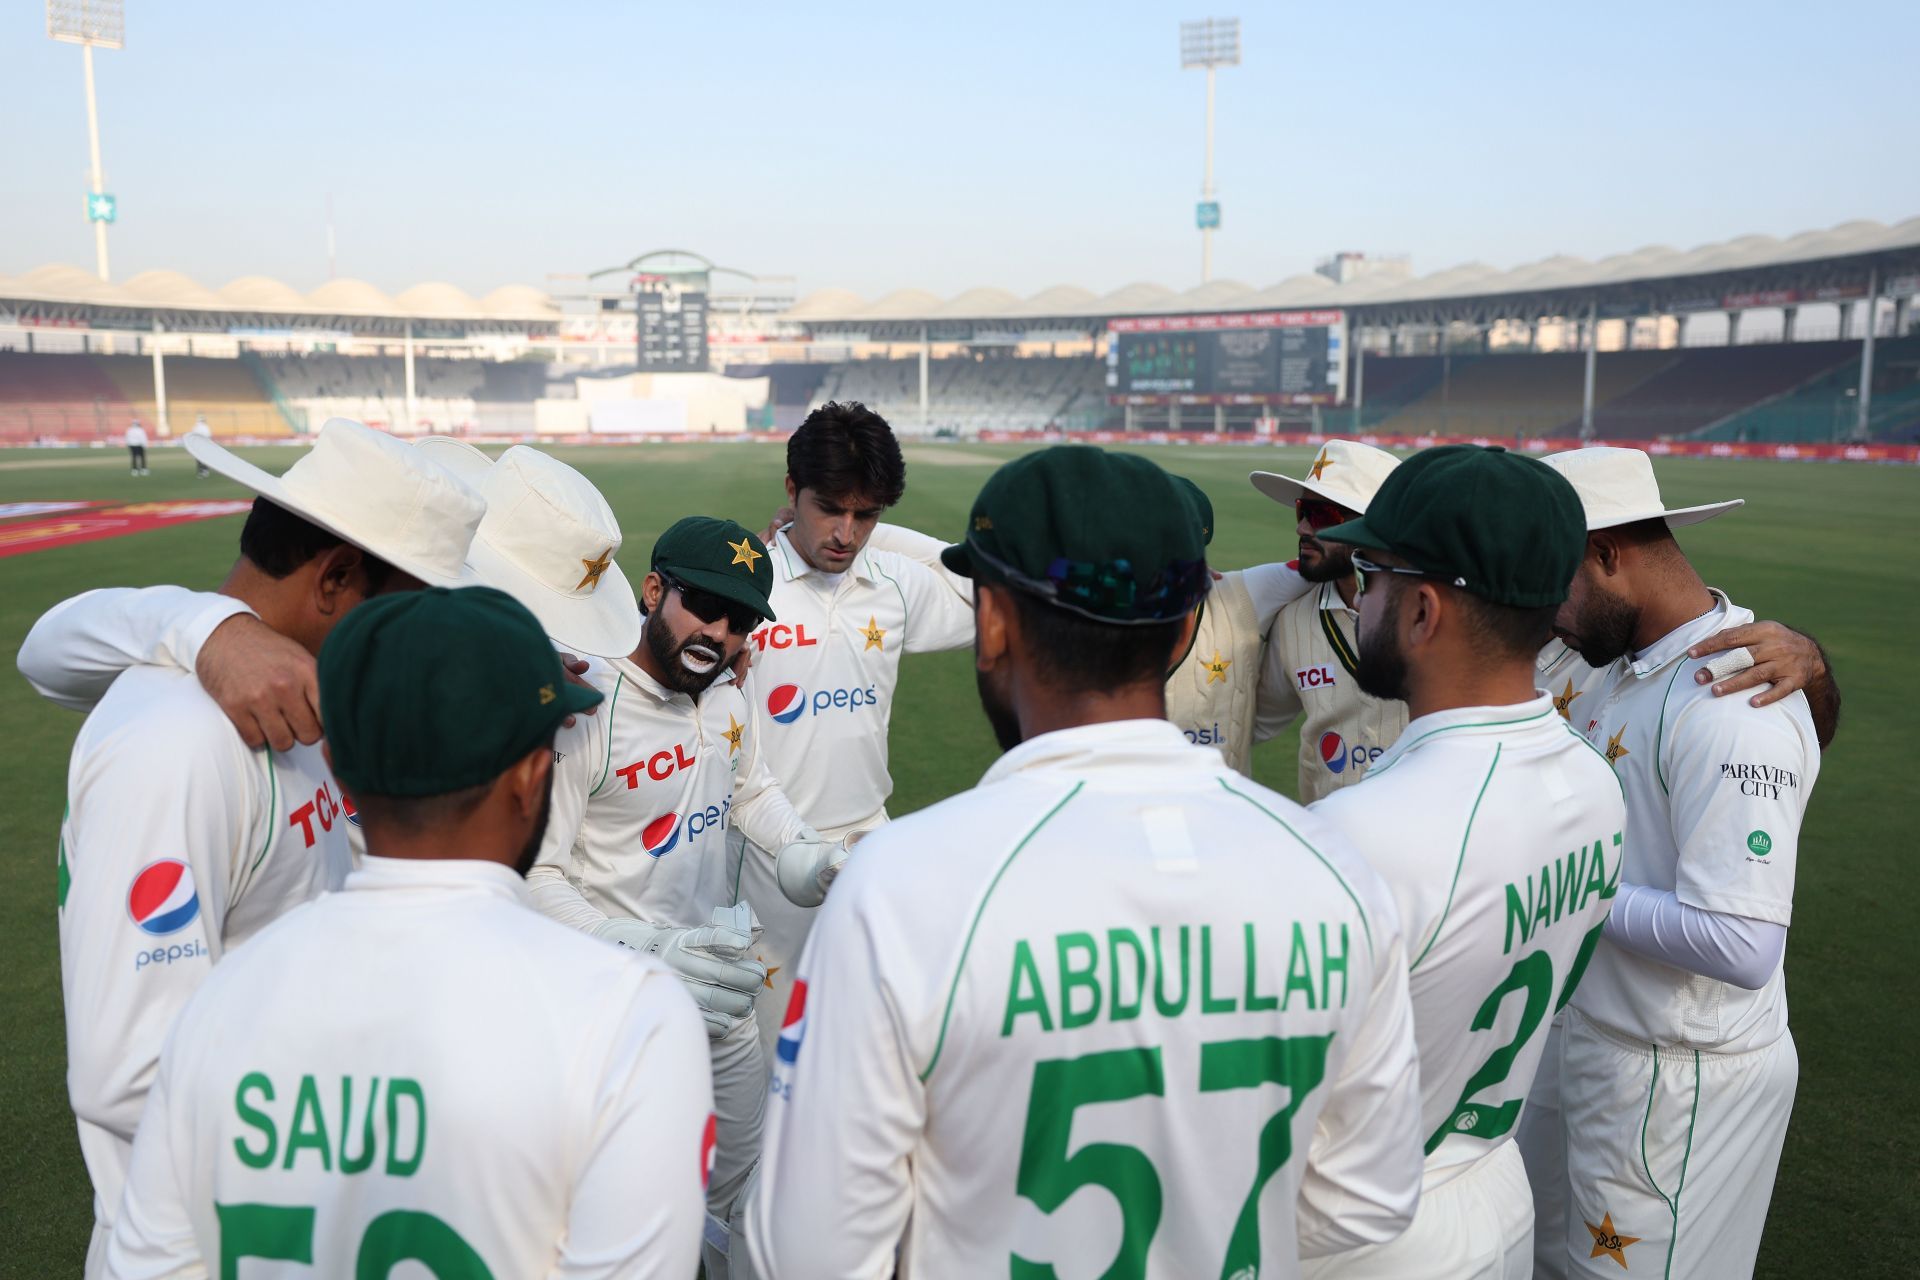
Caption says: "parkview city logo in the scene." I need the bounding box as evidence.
[127,859,199,936]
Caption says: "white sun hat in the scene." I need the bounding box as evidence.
[1542,446,1743,531]
[1249,439,1402,515]
[186,418,482,587]
[413,438,639,658]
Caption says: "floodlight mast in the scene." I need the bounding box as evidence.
[1181,17,1239,285]
[47,0,123,283]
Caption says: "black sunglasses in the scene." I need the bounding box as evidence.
[1351,555,1467,600]
[657,571,763,635]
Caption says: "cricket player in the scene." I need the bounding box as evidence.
[1302,445,1626,1277]
[107,586,712,1279]
[734,402,975,1064]
[747,446,1426,1279]
[1247,440,1407,800]
[1523,447,1820,1279]
[23,419,484,1277]
[125,419,148,476]
[528,516,831,1280]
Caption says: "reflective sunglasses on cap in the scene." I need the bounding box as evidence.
[657,571,763,635]
[1296,496,1352,532]
[1351,554,1468,600]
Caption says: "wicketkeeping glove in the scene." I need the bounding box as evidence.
[776,828,852,908]
[594,903,767,1038]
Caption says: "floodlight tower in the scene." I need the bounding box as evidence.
[47,0,124,283]
[1181,17,1239,285]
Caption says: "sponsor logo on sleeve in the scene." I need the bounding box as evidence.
[1319,732,1384,776]
[776,979,809,1066]
[700,1112,717,1188]
[1720,763,1799,800]
[1295,664,1338,691]
[1747,830,1773,857]
[128,860,199,936]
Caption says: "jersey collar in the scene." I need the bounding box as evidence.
[1316,578,1357,618]
[345,855,529,904]
[1623,588,1747,680]
[613,637,697,709]
[981,718,1209,787]
[773,528,880,587]
[1370,693,1558,773]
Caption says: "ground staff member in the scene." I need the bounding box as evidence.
[748,446,1424,1280]
[1524,447,1820,1279]
[1304,446,1626,1279]
[106,587,711,1280]
[19,420,484,1277]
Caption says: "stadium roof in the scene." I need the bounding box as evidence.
[782,216,1920,324]
[0,264,559,322]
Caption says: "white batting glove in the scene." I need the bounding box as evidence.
[776,829,852,908]
[594,903,767,1038]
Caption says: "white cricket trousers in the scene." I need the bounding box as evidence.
[1557,1006,1797,1280]
[1517,1015,1573,1280]
[1301,1140,1533,1279]
[706,1011,767,1280]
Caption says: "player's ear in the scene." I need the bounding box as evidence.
[312,543,367,617]
[974,583,1010,671]
[784,475,798,506]
[509,744,553,819]
[1406,581,1443,650]
[1589,530,1623,578]
[641,571,666,615]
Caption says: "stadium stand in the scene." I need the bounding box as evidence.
[1371,351,1675,438]
[1350,355,1444,430]
[0,351,129,441]
[1698,336,1920,442]
[1571,342,1856,439]
[252,356,547,434]
[0,352,288,441]
[813,355,1108,433]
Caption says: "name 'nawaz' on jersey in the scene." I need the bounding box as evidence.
[1504,832,1622,956]
[1002,920,1353,1035]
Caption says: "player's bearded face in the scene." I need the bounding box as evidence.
[1555,574,1639,668]
[974,663,1024,752]
[1297,536,1355,584]
[644,607,740,695]
[1354,579,1412,702]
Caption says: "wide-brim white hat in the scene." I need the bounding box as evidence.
[1542,446,1743,531]
[187,419,482,587]
[414,438,640,658]
[1250,439,1402,516]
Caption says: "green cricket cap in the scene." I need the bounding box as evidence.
[939,445,1211,625]
[650,516,777,623]
[1318,444,1586,608]
[1170,475,1214,546]
[319,586,601,799]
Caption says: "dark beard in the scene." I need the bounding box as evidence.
[644,615,728,694]
[1569,583,1640,668]
[513,783,553,879]
[1297,538,1355,584]
[975,666,1024,753]
[1354,590,1411,703]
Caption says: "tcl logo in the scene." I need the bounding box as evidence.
[288,781,344,848]
[752,623,819,651]
[1295,664,1339,691]
[616,744,697,788]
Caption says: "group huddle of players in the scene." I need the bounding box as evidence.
[21,403,1834,1279]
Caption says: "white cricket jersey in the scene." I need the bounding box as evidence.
[126,425,148,447]
[1568,592,1818,1053]
[1312,695,1626,1185]
[530,638,811,931]
[58,664,353,1234]
[1257,581,1410,801]
[1165,561,1309,774]
[107,857,712,1280]
[748,719,1425,1280]
[745,527,975,838]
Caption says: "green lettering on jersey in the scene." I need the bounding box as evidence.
[283,1075,331,1172]
[1243,923,1278,1012]
[1283,923,1317,1011]
[233,1072,277,1170]
[385,1078,427,1177]
[1530,869,1554,940]
[1108,929,1147,1022]
[1321,923,1350,1010]
[1504,882,1531,956]
[339,1076,379,1175]
[1199,925,1237,1015]
[1002,940,1053,1036]
[1588,835,1618,906]
[1150,925,1191,1019]
[1058,933,1102,1030]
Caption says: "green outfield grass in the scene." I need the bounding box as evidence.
[1,439,1915,1274]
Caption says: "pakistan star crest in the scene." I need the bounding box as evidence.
[728,537,764,571]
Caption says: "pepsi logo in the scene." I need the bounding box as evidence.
[700,1113,717,1189]
[642,813,682,857]
[776,978,809,1066]
[1320,731,1348,774]
[127,859,200,936]
[767,683,807,725]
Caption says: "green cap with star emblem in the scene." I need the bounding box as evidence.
[940,446,1211,625]
[650,516,778,622]
[319,586,601,799]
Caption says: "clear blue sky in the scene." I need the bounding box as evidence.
[3,0,1915,300]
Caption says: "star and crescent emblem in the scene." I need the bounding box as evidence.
[1308,450,1333,481]
[1201,650,1232,684]
[1584,1212,1640,1269]
[576,547,613,591]
[1604,725,1631,767]
[729,537,764,572]
[724,713,744,754]
[861,616,887,652]
[1553,679,1581,721]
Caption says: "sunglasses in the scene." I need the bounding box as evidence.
[1351,555,1468,600]
[658,571,763,635]
[1296,497,1352,532]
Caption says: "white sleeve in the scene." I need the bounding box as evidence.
[553,972,714,1280]
[106,1028,206,1279]
[747,864,924,1279]
[864,522,971,603]
[527,716,610,934]
[1252,614,1305,744]
[728,685,814,856]
[63,703,254,1157]
[887,555,976,654]
[17,587,251,713]
[1603,881,1787,990]
[1295,892,1424,1257]
[1238,561,1311,630]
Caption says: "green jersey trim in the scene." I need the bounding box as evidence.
[1663,1052,1701,1279]
[1319,605,1361,680]
[919,781,1084,1083]
[870,558,911,637]
[1218,777,1375,963]
[590,673,625,797]
[57,821,70,911]
[250,750,279,874]
[1653,661,1690,796]
[1564,718,1627,801]
[1367,706,1553,784]
[1410,745,1501,972]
